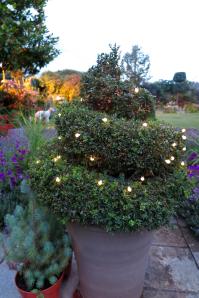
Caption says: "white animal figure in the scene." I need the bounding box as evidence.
[35,108,56,123]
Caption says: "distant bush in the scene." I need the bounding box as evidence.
[163,106,177,113]
[184,103,199,113]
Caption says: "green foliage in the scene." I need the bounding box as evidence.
[1,202,72,291]
[122,45,151,87]
[81,45,155,120]
[16,112,47,158]
[184,103,199,113]
[55,102,183,178]
[29,142,188,232]
[28,101,187,232]
[0,0,59,76]
[29,45,189,233]
[0,190,22,229]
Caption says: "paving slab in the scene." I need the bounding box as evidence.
[153,226,187,248]
[144,245,199,294]
[181,228,199,268]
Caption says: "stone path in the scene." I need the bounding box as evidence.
[1,219,199,298]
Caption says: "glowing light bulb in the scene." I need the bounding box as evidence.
[75,133,81,138]
[140,176,145,182]
[53,155,61,162]
[102,117,108,123]
[36,160,40,164]
[127,186,132,192]
[181,161,185,166]
[58,113,61,117]
[165,159,171,164]
[80,98,83,102]
[182,128,186,133]
[182,147,186,151]
[172,142,177,147]
[170,156,175,161]
[182,135,187,140]
[90,156,95,161]
[134,87,139,93]
[97,180,103,186]
[142,122,148,127]
[58,136,62,140]
[55,177,61,183]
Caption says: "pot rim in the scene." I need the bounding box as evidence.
[15,270,64,294]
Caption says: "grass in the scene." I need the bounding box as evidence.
[156,111,199,129]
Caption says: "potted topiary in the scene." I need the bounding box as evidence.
[0,199,72,298]
[29,45,188,298]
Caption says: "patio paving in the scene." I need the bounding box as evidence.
[0,219,199,298]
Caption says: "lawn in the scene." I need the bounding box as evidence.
[156,111,199,129]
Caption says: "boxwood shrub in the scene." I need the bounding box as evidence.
[28,101,187,232]
[29,141,187,232]
[55,101,184,179]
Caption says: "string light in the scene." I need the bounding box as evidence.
[134,87,139,93]
[182,135,187,140]
[170,156,175,161]
[90,156,95,161]
[165,159,171,164]
[181,128,186,133]
[102,117,108,123]
[58,113,61,117]
[182,147,186,151]
[75,133,81,138]
[80,98,83,102]
[58,136,62,140]
[55,177,61,183]
[53,155,61,162]
[142,122,148,127]
[172,142,177,147]
[36,160,40,164]
[140,176,145,182]
[127,186,132,192]
[97,180,103,186]
[181,161,185,166]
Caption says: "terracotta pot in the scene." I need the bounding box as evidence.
[68,223,153,298]
[15,271,64,298]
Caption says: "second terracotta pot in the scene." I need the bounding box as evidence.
[68,223,153,298]
[15,271,64,298]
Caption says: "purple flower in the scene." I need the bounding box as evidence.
[18,149,28,155]
[11,155,18,163]
[7,169,13,176]
[9,176,16,189]
[188,187,199,204]
[188,165,199,178]
[188,152,198,161]
[0,172,5,181]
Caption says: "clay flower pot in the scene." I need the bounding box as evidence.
[68,223,153,298]
[15,271,64,298]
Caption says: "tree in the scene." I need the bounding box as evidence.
[0,0,59,81]
[173,72,187,105]
[81,44,155,120]
[122,45,150,87]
